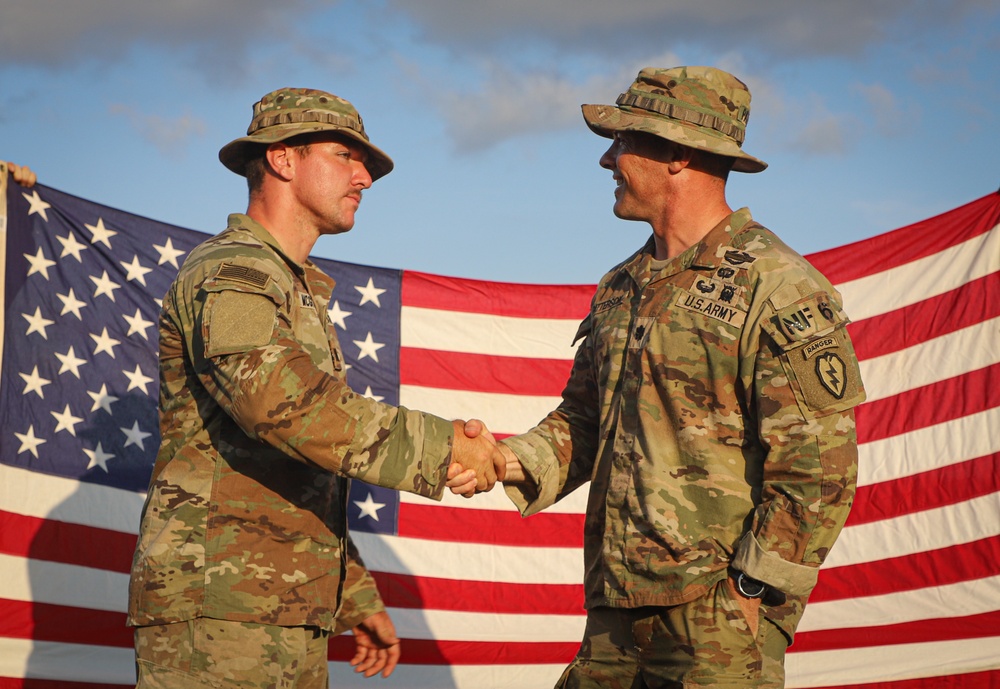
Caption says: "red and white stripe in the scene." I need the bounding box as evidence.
[1,193,998,688]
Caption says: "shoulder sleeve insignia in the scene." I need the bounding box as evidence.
[814,351,847,399]
[762,319,866,414]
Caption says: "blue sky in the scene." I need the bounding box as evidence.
[2,0,998,284]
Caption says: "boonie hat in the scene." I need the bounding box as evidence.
[582,66,767,173]
[219,87,394,180]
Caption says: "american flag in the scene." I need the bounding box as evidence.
[0,167,997,688]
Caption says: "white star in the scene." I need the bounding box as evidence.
[15,425,47,458]
[23,307,55,339]
[19,366,52,399]
[353,332,385,363]
[120,254,153,286]
[153,237,185,268]
[56,232,88,262]
[123,308,155,340]
[56,288,87,320]
[51,404,84,437]
[90,327,122,358]
[327,300,352,329]
[353,492,386,521]
[123,364,154,394]
[24,247,56,280]
[22,190,51,221]
[85,218,117,248]
[84,442,115,472]
[355,277,386,307]
[55,346,87,378]
[87,384,119,414]
[362,386,384,402]
[90,270,122,302]
[121,420,153,450]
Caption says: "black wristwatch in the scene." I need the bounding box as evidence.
[735,571,768,599]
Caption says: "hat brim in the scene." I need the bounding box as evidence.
[581,103,767,174]
[219,123,394,181]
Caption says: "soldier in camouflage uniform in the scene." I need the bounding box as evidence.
[473,66,865,687]
[127,88,504,689]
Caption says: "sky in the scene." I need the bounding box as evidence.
[1,0,998,285]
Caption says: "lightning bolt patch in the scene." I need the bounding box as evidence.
[815,352,847,399]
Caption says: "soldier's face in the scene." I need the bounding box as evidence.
[599,132,672,224]
[289,135,373,236]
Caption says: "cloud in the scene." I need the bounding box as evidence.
[109,104,206,156]
[0,0,318,70]
[853,82,916,138]
[414,52,682,153]
[749,83,859,157]
[385,0,997,60]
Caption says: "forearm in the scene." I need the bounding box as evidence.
[333,537,386,636]
[212,350,455,498]
[736,410,859,595]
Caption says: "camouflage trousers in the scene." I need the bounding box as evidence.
[556,578,788,688]
[134,618,329,689]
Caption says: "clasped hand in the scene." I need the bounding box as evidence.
[447,419,505,496]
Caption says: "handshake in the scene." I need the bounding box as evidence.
[445,419,525,497]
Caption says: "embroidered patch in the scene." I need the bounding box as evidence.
[815,297,838,324]
[775,326,865,413]
[215,263,271,289]
[693,278,720,297]
[815,352,847,399]
[674,290,747,327]
[595,295,625,314]
[629,316,655,349]
[300,292,315,309]
[715,266,738,281]
[723,250,757,266]
[802,336,837,359]
[780,305,817,337]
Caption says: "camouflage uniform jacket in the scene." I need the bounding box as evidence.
[504,208,864,641]
[128,214,456,632]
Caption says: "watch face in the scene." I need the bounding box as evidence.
[737,572,766,598]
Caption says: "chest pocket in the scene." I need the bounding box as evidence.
[762,293,866,415]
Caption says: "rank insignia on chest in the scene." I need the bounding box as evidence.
[629,316,655,349]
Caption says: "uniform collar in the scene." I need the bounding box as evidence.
[226,213,311,278]
[620,207,755,286]
[687,207,755,269]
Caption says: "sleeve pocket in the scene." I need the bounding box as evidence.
[203,289,277,358]
[762,295,866,415]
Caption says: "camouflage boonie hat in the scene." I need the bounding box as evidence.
[219,87,394,181]
[582,66,767,173]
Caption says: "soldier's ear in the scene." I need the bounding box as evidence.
[663,141,694,173]
[265,143,296,182]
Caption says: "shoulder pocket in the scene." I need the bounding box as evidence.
[761,294,866,415]
[201,262,284,358]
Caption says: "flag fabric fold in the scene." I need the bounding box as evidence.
[1,168,998,688]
